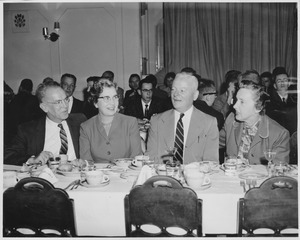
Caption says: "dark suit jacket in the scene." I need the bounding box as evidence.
[124,96,165,120]
[265,90,297,134]
[194,100,225,130]
[70,97,84,114]
[4,113,87,165]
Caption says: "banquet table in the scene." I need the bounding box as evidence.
[3,163,298,237]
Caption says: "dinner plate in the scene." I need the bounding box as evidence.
[56,169,81,177]
[238,172,268,180]
[80,179,110,188]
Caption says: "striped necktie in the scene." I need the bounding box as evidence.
[174,113,184,164]
[58,123,68,155]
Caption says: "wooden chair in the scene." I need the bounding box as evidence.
[3,177,77,237]
[238,176,298,237]
[124,175,202,237]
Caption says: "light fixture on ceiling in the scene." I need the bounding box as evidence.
[43,21,60,42]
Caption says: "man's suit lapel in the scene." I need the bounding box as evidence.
[35,117,46,153]
[136,99,144,118]
[66,116,80,156]
[161,110,175,148]
[186,109,201,148]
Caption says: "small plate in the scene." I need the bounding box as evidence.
[238,172,268,180]
[56,169,80,177]
[80,179,110,188]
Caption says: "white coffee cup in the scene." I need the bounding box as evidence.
[59,154,68,164]
[82,170,109,186]
[132,155,149,167]
[114,158,132,168]
[184,169,211,189]
[3,171,19,188]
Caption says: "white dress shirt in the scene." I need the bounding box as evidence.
[68,96,74,113]
[141,100,151,117]
[43,117,76,160]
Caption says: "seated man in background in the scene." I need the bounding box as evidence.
[101,70,124,111]
[220,80,290,164]
[4,81,87,165]
[146,72,219,164]
[265,66,297,135]
[124,73,141,103]
[61,73,84,114]
[194,79,224,131]
[124,77,165,121]
[260,71,274,95]
[212,70,241,118]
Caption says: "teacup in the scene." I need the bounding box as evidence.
[132,155,149,167]
[114,158,133,168]
[3,171,19,188]
[82,170,109,186]
[59,154,68,164]
[184,169,211,189]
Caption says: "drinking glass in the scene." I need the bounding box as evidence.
[264,149,276,177]
[162,147,177,164]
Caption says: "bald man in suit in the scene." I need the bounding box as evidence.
[146,72,219,164]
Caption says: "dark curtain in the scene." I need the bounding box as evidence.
[163,2,297,91]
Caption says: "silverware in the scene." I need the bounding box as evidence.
[64,179,79,190]
[251,179,257,187]
[246,179,252,190]
[240,180,246,192]
[70,180,81,190]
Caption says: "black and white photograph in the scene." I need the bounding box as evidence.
[2,0,298,238]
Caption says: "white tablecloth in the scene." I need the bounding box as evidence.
[54,164,269,236]
[4,164,296,236]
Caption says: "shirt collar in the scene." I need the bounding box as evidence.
[174,106,193,119]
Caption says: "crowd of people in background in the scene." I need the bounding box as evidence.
[4,66,297,166]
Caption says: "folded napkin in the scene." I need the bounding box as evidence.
[38,167,58,184]
[134,165,153,186]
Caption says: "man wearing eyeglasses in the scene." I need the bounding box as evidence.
[124,77,165,121]
[4,81,87,165]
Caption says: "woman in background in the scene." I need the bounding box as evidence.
[80,79,142,163]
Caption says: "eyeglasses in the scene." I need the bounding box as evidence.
[46,97,70,106]
[203,92,217,96]
[141,89,153,93]
[98,95,119,103]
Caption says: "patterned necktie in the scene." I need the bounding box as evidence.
[145,104,149,119]
[58,123,68,154]
[174,113,184,164]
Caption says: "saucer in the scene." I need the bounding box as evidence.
[81,179,110,188]
[186,182,212,191]
[120,171,139,179]
[128,164,142,171]
[238,172,268,180]
[56,169,80,177]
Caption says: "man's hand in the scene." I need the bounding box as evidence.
[26,151,54,166]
